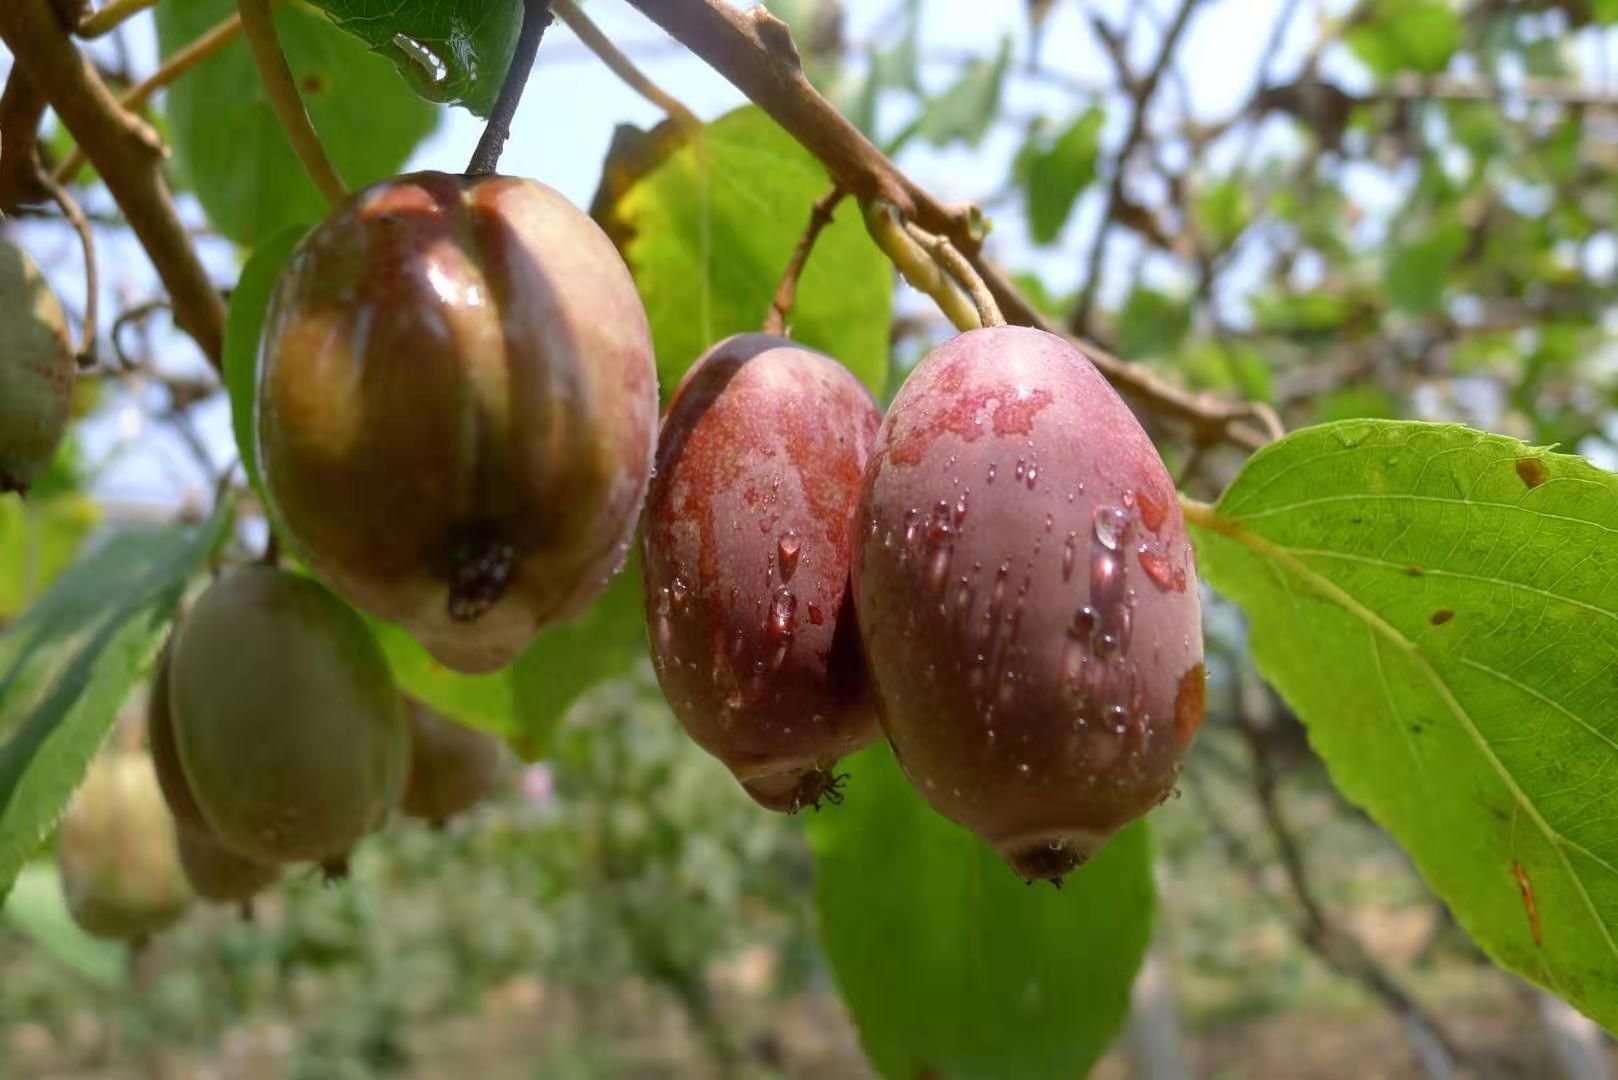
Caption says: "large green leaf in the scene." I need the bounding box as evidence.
[1189,419,1618,1030]
[1345,1,1462,76]
[156,0,438,246]
[0,511,229,900]
[377,552,647,762]
[222,225,308,499]
[807,743,1154,1078]
[605,106,892,396]
[305,0,523,117]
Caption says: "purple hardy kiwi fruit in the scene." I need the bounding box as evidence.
[168,566,410,866]
[0,234,75,495]
[641,334,881,812]
[400,699,503,826]
[256,171,658,675]
[57,751,191,940]
[854,326,1205,881]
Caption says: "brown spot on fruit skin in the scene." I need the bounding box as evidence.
[1430,609,1454,626]
[855,327,1203,879]
[1516,457,1549,489]
[642,335,881,812]
[257,172,657,674]
[1175,663,1207,742]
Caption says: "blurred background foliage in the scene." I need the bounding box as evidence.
[5,0,1618,1075]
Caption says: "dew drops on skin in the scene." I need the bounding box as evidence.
[777,532,801,580]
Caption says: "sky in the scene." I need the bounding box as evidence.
[5,0,1367,513]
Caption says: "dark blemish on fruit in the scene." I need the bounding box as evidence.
[1175,663,1207,742]
[1516,457,1548,489]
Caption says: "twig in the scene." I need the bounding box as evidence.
[903,219,1005,329]
[466,0,554,176]
[0,67,50,209]
[762,186,843,335]
[863,199,980,332]
[237,0,346,206]
[75,0,154,38]
[619,0,1270,452]
[34,166,97,365]
[0,0,225,364]
[56,12,245,184]
[1231,672,1470,1075]
[1069,0,1206,336]
[552,0,698,130]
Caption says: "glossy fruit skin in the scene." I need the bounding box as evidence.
[854,326,1205,879]
[169,567,410,865]
[642,334,881,811]
[401,699,502,824]
[147,640,205,832]
[57,753,191,940]
[257,171,658,674]
[175,826,281,903]
[0,236,74,495]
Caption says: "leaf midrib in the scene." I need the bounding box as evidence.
[1184,496,1618,965]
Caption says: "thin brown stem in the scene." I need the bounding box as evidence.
[75,0,154,38]
[1070,0,1205,336]
[0,0,225,364]
[237,0,346,206]
[466,0,554,176]
[36,166,97,364]
[57,12,244,184]
[903,219,1005,329]
[763,186,843,335]
[552,0,698,129]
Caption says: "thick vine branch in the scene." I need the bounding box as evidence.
[0,0,225,364]
[619,0,1269,452]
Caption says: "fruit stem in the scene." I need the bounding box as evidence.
[236,0,347,208]
[762,185,844,335]
[551,0,700,130]
[465,0,555,177]
[862,198,981,332]
[902,217,1006,328]
[35,165,97,365]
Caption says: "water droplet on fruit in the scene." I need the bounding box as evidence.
[1025,465,1038,490]
[986,463,998,484]
[1068,606,1098,640]
[1093,506,1130,552]
[670,576,690,607]
[777,532,801,580]
[806,602,824,625]
[1062,532,1078,582]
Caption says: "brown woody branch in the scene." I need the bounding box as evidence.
[0,66,50,209]
[0,0,225,365]
[763,185,842,336]
[620,0,1269,452]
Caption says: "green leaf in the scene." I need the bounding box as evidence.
[1345,1,1462,76]
[306,0,522,117]
[1116,287,1191,359]
[0,511,230,899]
[156,0,439,246]
[605,106,892,396]
[1384,220,1466,314]
[1188,420,1618,1031]
[0,493,99,621]
[918,37,1012,148]
[1194,178,1253,253]
[869,0,921,93]
[377,552,647,761]
[1021,108,1104,245]
[2,862,126,988]
[1597,0,1618,25]
[808,743,1154,1078]
[223,225,307,500]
